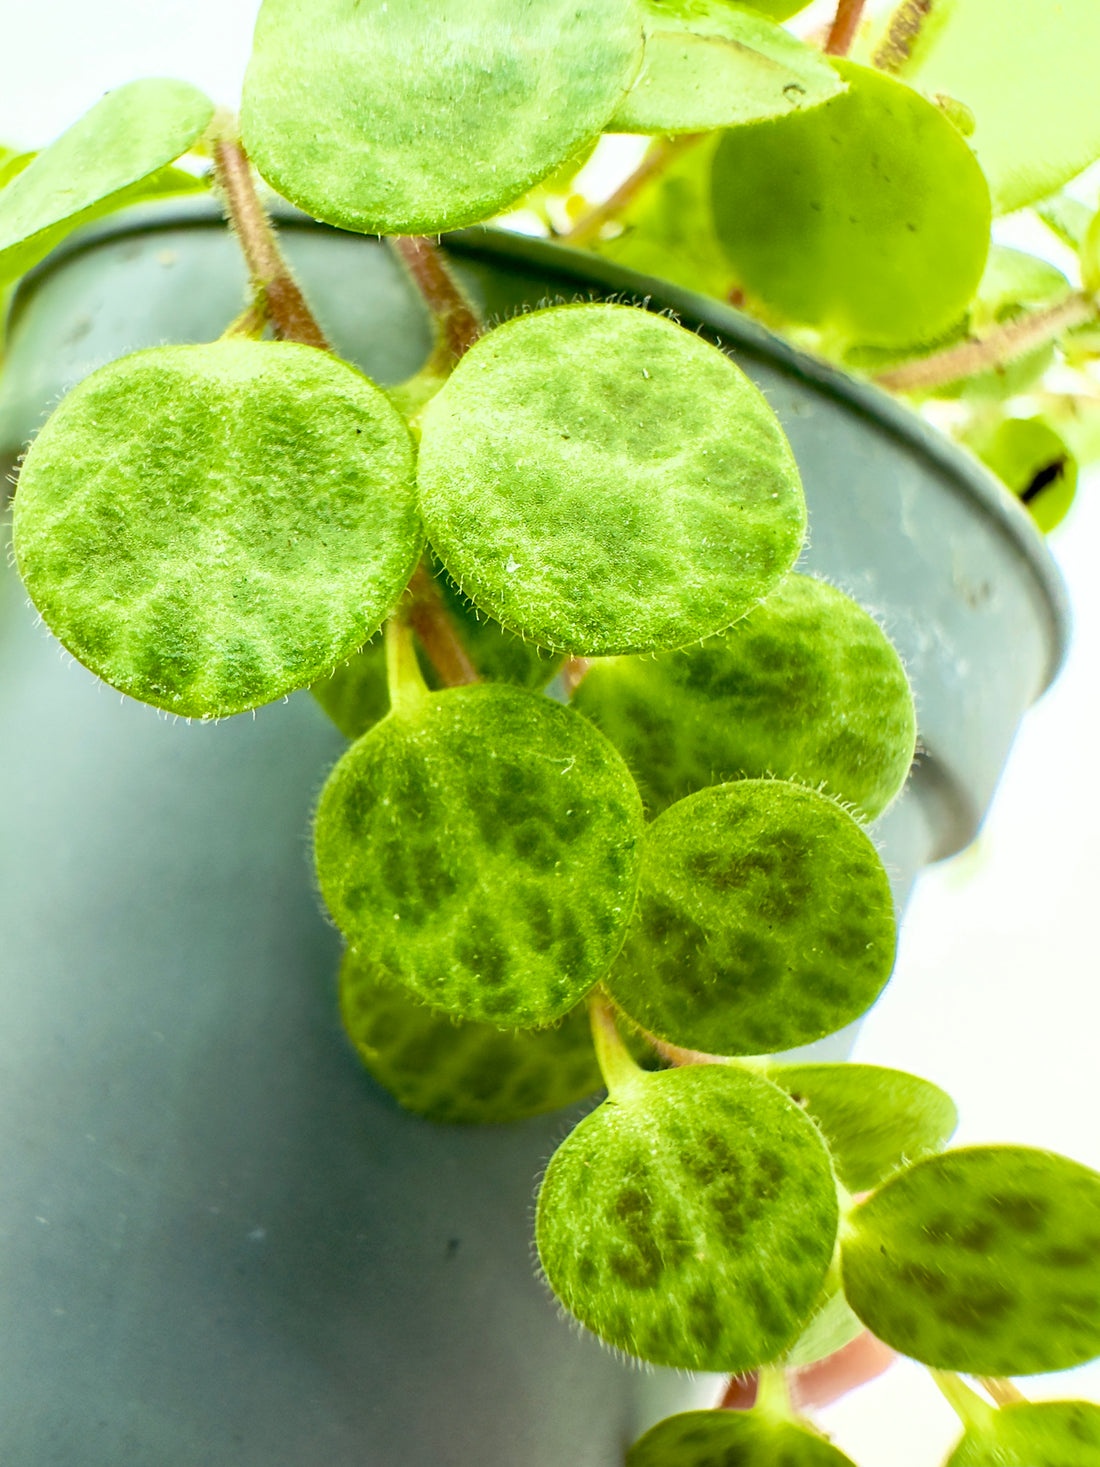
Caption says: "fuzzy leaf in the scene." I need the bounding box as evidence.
[767,1062,958,1193]
[608,781,897,1057]
[628,1408,857,1465]
[0,79,213,288]
[945,1400,1100,1467]
[240,0,644,235]
[340,952,652,1123]
[314,684,644,1028]
[14,340,420,718]
[536,1063,838,1371]
[613,0,844,134]
[842,1146,1100,1375]
[417,303,805,656]
[574,572,915,820]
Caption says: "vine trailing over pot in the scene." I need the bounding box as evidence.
[2,1,1100,1463]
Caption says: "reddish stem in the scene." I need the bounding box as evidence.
[212,135,330,351]
[824,0,867,56]
[560,657,591,697]
[874,291,1097,394]
[390,236,483,363]
[564,134,705,248]
[405,565,480,687]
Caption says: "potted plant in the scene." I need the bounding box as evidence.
[1,2,1098,1464]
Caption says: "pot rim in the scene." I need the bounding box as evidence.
[5,193,1070,694]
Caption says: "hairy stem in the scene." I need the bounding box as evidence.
[873,0,934,73]
[390,236,484,365]
[874,292,1098,394]
[589,992,644,1100]
[976,1377,1027,1407]
[405,563,481,688]
[824,0,867,56]
[560,656,591,698]
[211,131,330,351]
[385,616,429,714]
[563,134,705,248]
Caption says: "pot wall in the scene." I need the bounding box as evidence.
[0,202,1067,1466]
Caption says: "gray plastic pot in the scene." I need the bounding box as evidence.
[0,199,1068,1467]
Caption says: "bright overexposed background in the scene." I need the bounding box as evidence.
[2,3,1099,1463]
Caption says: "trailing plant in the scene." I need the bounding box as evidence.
[2,1,1100,1462]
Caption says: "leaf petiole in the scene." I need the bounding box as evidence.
[588,991,645,1101]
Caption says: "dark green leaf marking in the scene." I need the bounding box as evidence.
[613,0,843,135]
[536,1063,838,1372]
[711,61,991,347]
[0,78,214,288]
[240,0,644,236]
[14,340,421,718]
[314,684,643,1027]
[573,572,916,819]
[946,1400,1100,1467]
[628,1407,858,1466]
[418,303,805,655]
[768,1063,958,1193]
[842,1146,1100,1375]
[608,781,897,1056]
[340,951,642,1124]
[312,567,562,740]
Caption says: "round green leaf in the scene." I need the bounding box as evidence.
[946,1401,1100,1467]
[711,61,991,347]
[341,952,607,1123]
[536,1063,838,1371]
[240,0,644,236]
[0,79,213,288]
[314,684,643,1027]
[608,780,897,1057]
[13,340,421,718]
[841,1146,1100,1375]
[888,0,1100,215]
[312,567,562,740]
[418,303,805,655]
[573,572,916,820]
[768,1063,958,1194]
[628,1409,858,1467]
[613,0,844,134]
[975,417,1078,535]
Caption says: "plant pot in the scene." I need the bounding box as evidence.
[0,199,1068,1467]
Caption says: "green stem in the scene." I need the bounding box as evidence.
[976,1377,1027,1407]
[588,992,645,1101]
[931,1371,996,1434]
[211,125,330,351]
[563,134,705,248]
[754,1364,794,1420]
[385,615,429,715]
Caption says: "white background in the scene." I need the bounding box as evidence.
[2,3,1099,1462]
